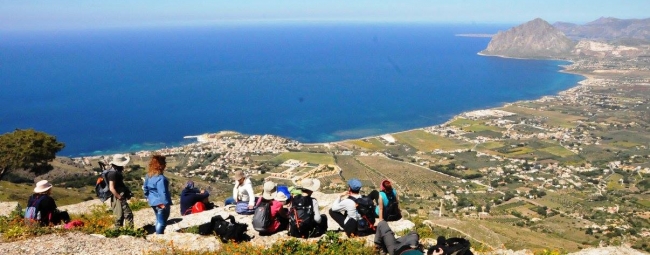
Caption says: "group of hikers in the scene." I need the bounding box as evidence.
[25,153,442,255]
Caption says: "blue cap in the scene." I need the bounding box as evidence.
[185,180,195,189]
[348,179,362,191]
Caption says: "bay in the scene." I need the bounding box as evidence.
[0,23,583,156]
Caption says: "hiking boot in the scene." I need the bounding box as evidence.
[375,243,388,255]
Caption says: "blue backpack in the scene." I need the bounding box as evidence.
[24,195,46,224]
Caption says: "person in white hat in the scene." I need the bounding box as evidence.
[106,153,134,228]
[287,178,328,238]
[225,170,256,214]
[25,180,70,226]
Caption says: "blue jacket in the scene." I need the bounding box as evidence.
[144,174,172,207]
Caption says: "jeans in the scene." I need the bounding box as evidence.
[374,221,419,255]
[224,197,236,206]
[153,206,171,234]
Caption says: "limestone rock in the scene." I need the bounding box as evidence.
[0,201,19,217]
[480,18,575,59]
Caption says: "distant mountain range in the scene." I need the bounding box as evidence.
[480,17,650,59]
[554,17,650,42]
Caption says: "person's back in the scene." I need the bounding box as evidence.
[26,180,70,226]
[180,181,209,215]
[288,178,327,238]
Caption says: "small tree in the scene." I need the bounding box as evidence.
[0,129,65,179]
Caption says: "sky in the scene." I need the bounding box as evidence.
[1,0,649,31]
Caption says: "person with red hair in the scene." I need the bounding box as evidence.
[376,179,401,222]
[144,155,172,234]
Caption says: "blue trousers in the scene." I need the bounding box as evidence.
[152,206,170,234]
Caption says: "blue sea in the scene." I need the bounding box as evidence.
[0,23,583,156]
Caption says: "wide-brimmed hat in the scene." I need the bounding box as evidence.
[34,180,53,193]
[231,170,245,181]
[109,154,130,167]
[299,178,320,192]
[262,181,277,200]
[275,192,288,202]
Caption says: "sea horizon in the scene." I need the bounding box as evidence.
[0,23,583,157]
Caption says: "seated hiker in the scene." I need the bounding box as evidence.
[375,220,423,255]
[224,170,256,215]
[376,179,402,222]
[25,180,70,226]
[180,180,211,215]
[254,181,290,235]
[288,178,328,238]
[329,178,376,237]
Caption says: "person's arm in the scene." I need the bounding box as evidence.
[232,183,238,203]
[245,183,255,208]
[330,197,344,211]
[312,199,321,223]
[378,192,385,221]
[157,177,170,208]
[109,180,121,200]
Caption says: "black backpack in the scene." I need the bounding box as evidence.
[198,215,249,243]
[95,169,115,202]
[288,195,314,238]
[382,190,402,221]
[428,236,473,255]
[349,195,376,233]
[252,199,272,232]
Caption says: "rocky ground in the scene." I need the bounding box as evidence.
[1,193,647,255]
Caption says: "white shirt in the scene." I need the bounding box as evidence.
[330,193,362,223]
[233,178,255,207]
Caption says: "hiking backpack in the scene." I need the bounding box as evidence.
[428,236,473,255]
[95,169,115,202]
[24,195,46,224]
[383,190,402,221]
[252,200,272,232]
[212,215,249,243]
[288,195,314,237]
[350,195,376,233]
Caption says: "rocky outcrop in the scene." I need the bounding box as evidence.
[480,18,575,59]
[0,201,19,217]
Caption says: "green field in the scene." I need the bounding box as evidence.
[270,152,335,165]
[502,106,585,128]
[540,146,576,157]
[394,130,471,152]
[346,138,386,151]
[450,118,504,133]
[606,173,625,190]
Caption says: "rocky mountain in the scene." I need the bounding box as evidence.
[554,17,650,42]
[480,18,575,59]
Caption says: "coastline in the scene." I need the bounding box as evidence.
[307,54,587,147]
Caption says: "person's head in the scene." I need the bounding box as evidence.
[148,154,166,177]
[299,178,321,196]
[369,190,379,203]
[262,181,277,200]
[232,170,246,184]
[348,179,362,194]
[34,180,53,195]
[381,179,393,191]
[185,180,195,190]
[109,154,130,171]
[274,191,289,205]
